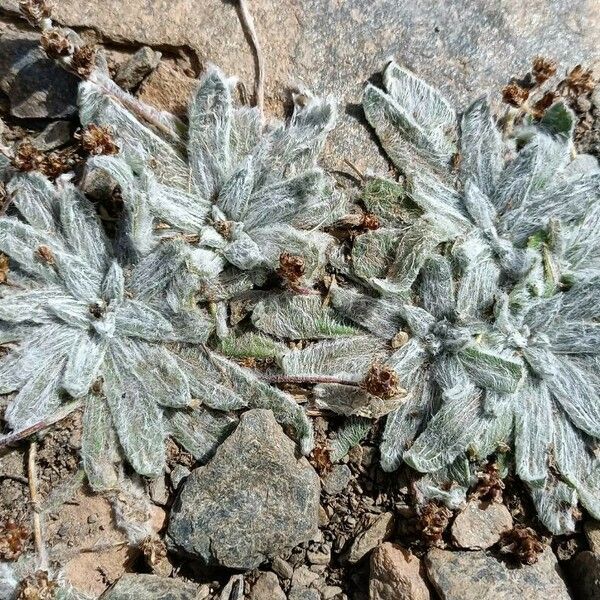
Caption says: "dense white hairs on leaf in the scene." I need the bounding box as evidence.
[528,477,578,535]
[418,255,455,320]
[459,97,504,196]
[252,294,358,339]
[351,228,405,280]
[329,284,404,339]
[82,393,123,492]
[363,61,456,176]
[330,417,372,462]
[282,335,386,380]
[188,65,233,199]
[165,407,237,463]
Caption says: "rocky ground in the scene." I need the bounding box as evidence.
[1,1,600,599]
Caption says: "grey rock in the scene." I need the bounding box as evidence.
[307,544,331,565]
[250,572,286,600]
[289,589,321,600]
[322,586,344,600]
[219,575,244,600]
[568,551,600,600]
[32,0,600,174]
[115,46,162,90]
[322,464,352,495]
[0,31,78,118]
[347,512,395,564]
[370,542,430,600]
[451,500,513,550]
[33,121,72,151]
[148,475,169,506]
[169,465,191,490]
[584,520,600,553]
[167,409,320,569]
[425,547,571,600]
[101,574,200,600]
[271,556,294,580]
[291,565,320,589]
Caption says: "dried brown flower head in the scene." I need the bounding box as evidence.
[0,253,9,284]
[35,245,55,265]
[0,519,29,560]
[40,29,73,59]
[532,57,557,84]
[310,444,332,475]
[141,536,168,568]
[361,212,380,230]
[69,44,96,78]
[277,252,306,284]
[419,502,453,547]
[19,0,53,26]
[12,143,46,173]
[564,65,596,97]
[16,570,59,600]
[213,219,232,239]
[473,462,505,503]
[362,363,400,399]
[43,151,73,179]
[531,91,558,119]
[75,124,119,156]
[502,83,529,108]
[499,526,545,565]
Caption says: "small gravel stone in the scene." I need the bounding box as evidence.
[33,121,72,151]
[271,557,294,580]
[169,465,190,490]
[115,46,162,90]
[584,520,600,553]
[289,589,321,600]
[291,566,320,589]
[307,545,331,565]
[451,500,513,549]
[101,574,200,600]
[322,586,344,599]
[250,572,285,600]
[322,464,352,495]
[347,512,395,564]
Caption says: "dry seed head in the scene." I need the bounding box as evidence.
[277,252,306,283]
[35,245,55,265]
[499,526,545,565]
[19,0,53,26]
[0,253,8,284]
[361,212,380,230]
[564,65,596,96]
[12,143,46,173]
[15,570,59,600]
[532,57,557,84]
[362,363,400,399]
[69,44,96,78]
[419,502,453,547]
[502,83,530,107]
[40,28,73,59]
[75,124,119,156]
[0,519,29,560]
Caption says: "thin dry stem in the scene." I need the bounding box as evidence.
[28,441,47,570]
[237,0,265,115]
[263,374,360,387]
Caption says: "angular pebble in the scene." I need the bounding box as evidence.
[167,409,320,569]
[322,464,352,495]
[370,542,430,600]
[250,572,286,600]
[451,500,513,550]
[115,46,162,90]
[347,512,395,564]
[101,574,200,600]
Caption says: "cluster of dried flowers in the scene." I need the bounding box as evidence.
[0,8,598,588]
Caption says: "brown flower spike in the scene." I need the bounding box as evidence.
[563,65,596,96]
[18,0,53,26]
[69,45,96,78]
[12,143,46,173]
[473,462,505,503]
[277,252,306,284]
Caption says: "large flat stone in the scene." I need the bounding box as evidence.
[167,409,320,570]
[425,547,572,600]
[5,0,596,172]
